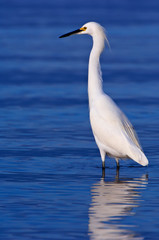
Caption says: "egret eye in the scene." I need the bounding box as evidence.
[79,26,87,31]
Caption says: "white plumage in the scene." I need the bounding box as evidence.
[60,22,149,168]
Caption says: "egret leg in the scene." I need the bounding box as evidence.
[115,167,119,181]
[115,158,120,169]
[102,161,105,169]
[99,149,106,169]
[102,168,105,179]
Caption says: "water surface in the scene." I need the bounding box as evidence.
[0,0,159,239]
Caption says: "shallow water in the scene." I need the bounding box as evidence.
[0,0,159,239]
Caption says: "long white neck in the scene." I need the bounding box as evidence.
[88,34,105,107]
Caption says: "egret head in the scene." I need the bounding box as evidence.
[59,22,110,49]
[59,22,105,37]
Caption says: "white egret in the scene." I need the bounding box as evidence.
[59,22,149,168]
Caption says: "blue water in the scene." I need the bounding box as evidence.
[0,0,159,239]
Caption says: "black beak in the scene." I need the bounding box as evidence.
[59,29,82,38]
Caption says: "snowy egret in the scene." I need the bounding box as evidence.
[59,22,149,168]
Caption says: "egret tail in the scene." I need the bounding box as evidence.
[128,145,148,166]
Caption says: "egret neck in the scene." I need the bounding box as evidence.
[88,34,105,106]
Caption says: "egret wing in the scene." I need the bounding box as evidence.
[120,113,142,151]
[90,94,142,153]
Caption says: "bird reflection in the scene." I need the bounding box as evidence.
[89,170,148,240]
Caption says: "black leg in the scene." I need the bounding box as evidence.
[102,167,105,178]
[115,158,120,169]
[115,167,119,181]
[102,161,105,169]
